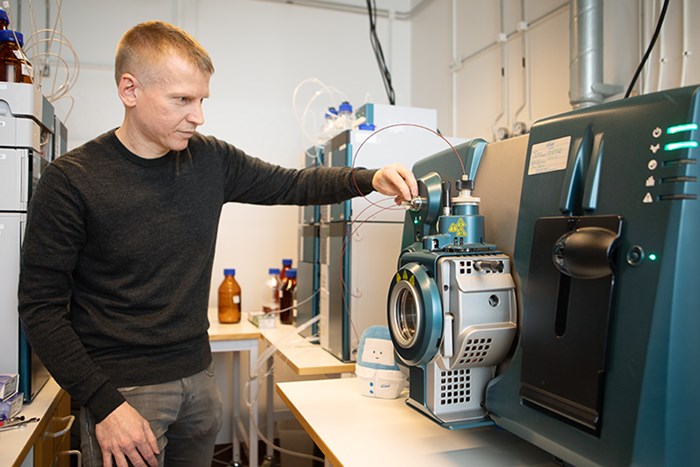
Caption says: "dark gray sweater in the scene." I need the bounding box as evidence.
[18,130,376,422]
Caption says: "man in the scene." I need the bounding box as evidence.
[18,20,417,467]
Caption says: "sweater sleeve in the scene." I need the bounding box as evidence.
[207,137,377,205]
[18,165,125,422]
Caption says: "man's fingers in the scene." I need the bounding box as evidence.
[387,167,412,201]
[393,164,418,197]
[372,163,417,203]
[95,402,159,467]
[111,452,130,467]
[137,423,160,466]
[125,448,149,467]
[145,422,160,453]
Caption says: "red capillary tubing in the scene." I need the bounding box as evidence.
[339,198,396,343]
[342,122,468,344]
[350,122,467,203]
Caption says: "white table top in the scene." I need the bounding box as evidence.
[207,308,262,341]
[206,308,353,375]
[0,378,65,467]
[277,378,558,467]
[259,323,355,376]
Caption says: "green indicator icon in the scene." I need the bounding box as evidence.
[664,141,698,151]
[666,123,698,134]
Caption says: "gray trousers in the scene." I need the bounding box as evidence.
[80,362,223,467]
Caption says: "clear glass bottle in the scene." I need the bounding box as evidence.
[218,268,241,324]
[318,106,338,143]
[0,30,32,84]
[279,268,297,325]
[336,101,354,131]
[262,267,280,314]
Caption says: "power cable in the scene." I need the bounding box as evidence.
[366,0,395,104]
[625,0,671,98]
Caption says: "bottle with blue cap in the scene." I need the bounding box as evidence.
[0,29,32,84]
[318,106,339,143]
[262,267,281,314]
[280,258,293,281]
[280,268,297,325]
[218,268,241,324]
[336,101,355,132]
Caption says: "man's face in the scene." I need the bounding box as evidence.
[132,54,210,155]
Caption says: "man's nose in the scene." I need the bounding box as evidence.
[188,101,205,126]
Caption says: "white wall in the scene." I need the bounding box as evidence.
[411,0,700,140]
[196,0,412,311]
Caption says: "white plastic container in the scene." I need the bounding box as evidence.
[355,365,406,399]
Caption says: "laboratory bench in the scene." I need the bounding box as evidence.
[258,324,354,376]
[208,308,354,465]
[208,308,263,465]
[0,310,349,467]
[0,378,73,467]
[277,377,559,467]
[0,319,552,467]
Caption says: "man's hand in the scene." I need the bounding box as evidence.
[95,402,160,467]
[372,163,418,205]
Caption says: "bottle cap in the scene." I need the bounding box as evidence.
[325,107,338,117]
[224,268,236,276]
[286,269,297,278]
[338,101,353,113]
[282,259,293,267]
[358,123,375,131]
[268,268,280,275]
[0,30,23,46]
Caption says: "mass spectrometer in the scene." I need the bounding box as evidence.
[387,86,699,466]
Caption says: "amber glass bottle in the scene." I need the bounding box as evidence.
[218,268,241,324]
[0,30,33,83]
[280,268,297,325]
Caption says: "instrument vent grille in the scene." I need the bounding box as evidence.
[459,338,493,365]
[439,368,471,406]
[457,259,504,275]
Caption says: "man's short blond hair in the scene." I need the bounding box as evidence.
[114,20,214,84]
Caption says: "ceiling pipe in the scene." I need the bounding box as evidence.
[569,0,622,108]
[254,0,432,20]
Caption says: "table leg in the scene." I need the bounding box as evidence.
[266,354,274,462]
[249,343,259,466]
[232,352,241,464]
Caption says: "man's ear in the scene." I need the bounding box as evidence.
[117,73,139,108]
